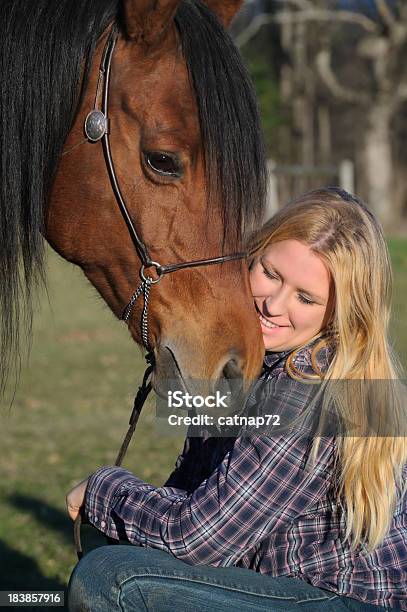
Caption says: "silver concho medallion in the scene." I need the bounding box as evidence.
[84,110,107,142]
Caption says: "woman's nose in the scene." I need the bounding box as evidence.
[264,290,288,316]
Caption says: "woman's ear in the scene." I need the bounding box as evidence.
[203,0,243,28]
[122,0,179,45]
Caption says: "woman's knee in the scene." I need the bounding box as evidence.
[68,545,177,611]
[68,546,113,611]
[68,545,129,611]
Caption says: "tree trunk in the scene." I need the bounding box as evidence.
[363,102,394,229]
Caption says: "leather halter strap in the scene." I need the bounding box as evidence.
[87,26,245,334]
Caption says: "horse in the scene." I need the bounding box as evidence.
[0,0,267,401]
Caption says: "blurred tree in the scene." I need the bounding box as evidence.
[234,0,407,229]
[231,1,288,156]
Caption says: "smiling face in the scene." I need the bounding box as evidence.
[250,239,332,351]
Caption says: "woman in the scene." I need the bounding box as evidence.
[67,188,406,611]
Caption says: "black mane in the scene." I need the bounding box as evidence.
[175,1,267,244]
[0,0,266,394]
[0,0,119,395]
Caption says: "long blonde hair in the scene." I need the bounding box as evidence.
[248,188,407,551]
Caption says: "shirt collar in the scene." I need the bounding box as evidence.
[263,349,291,370]
[262,335,335,372]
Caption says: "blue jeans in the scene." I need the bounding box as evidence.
[68,545,389,611]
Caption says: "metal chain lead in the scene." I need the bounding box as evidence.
[141,278,152,351]
[122,283,144,322]
[122,277,153,352]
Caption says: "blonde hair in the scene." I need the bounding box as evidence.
[248,188,407,551]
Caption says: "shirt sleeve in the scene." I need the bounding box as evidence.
[84,374,335,567]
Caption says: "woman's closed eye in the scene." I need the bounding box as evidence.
[260,260,317,305]
[262,266,279,281]
[298,294,315,305]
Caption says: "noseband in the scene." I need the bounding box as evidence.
[84,26,245,354]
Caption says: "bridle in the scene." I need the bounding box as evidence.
[83,25,246,354]
[72,25,246,559]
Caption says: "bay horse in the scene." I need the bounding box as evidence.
[0,0,267,400]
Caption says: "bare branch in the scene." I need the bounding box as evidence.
[245,0,313,5]
[315,48,370,104]
[400,4,407,24]
[395,82,407,103]
[375,0,397,30]
[273,0,314,9]
[273,10,379,33]
[357,36,388,60]
[234,7,379,48]
[234,13,274,48]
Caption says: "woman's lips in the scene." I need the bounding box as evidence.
[258,311,282,330]
[255,304,288,331]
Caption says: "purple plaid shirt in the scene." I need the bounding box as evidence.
[84,341,407,609]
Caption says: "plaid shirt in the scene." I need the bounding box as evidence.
[85,341,407,609]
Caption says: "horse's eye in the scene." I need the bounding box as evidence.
[145,152,182,177]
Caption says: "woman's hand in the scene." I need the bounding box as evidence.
[66,478,89,521]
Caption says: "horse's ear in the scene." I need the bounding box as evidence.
[122,0,179,45]
[203,0,243,27]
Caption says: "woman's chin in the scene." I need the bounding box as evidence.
[263,336,288,351]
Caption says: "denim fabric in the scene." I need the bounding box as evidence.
[68,546,391,612]
[82,338,406,609]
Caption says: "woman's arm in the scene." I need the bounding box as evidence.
[84,423,334,567]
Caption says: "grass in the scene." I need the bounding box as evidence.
[0,239,406,608]
[0,248,186,608]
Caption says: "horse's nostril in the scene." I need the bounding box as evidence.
[218,356,246,415]
[222,358,243,380]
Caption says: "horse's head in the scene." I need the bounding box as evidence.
[47,0,266,395]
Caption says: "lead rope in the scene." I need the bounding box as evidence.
[73,356,154,559]
[73,269,155,559]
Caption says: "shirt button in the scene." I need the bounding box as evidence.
[101,520,106,528]
[94,516,98,522]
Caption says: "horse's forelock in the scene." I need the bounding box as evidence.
[175,1,267,247]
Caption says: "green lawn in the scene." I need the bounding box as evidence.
[0,239,406,608]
